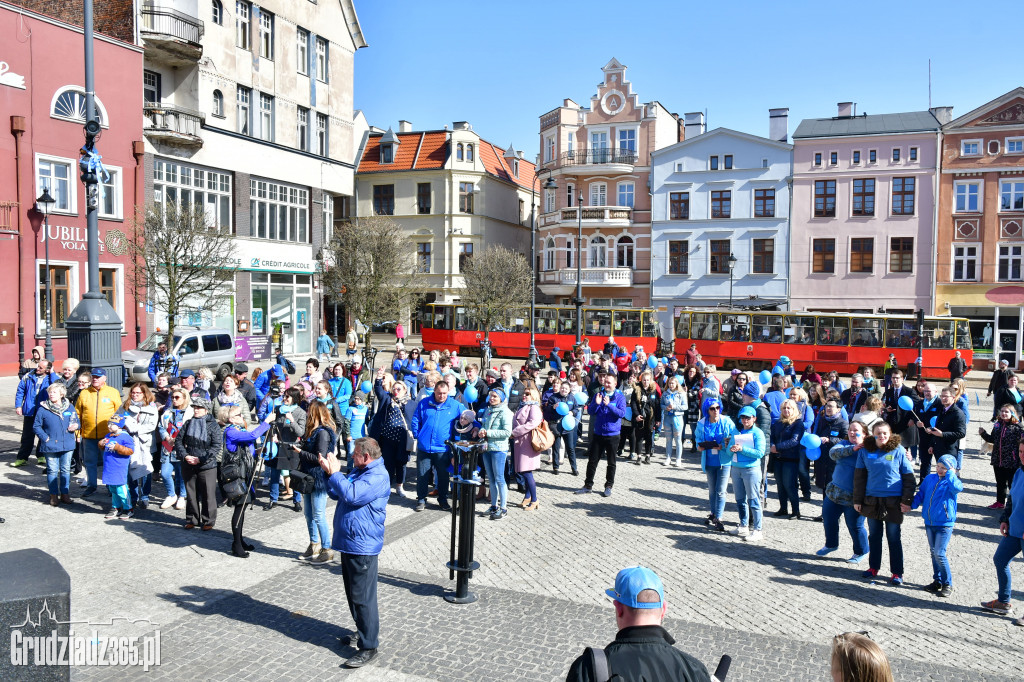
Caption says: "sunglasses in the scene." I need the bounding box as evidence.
[707,405,719,411]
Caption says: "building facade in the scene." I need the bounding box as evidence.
[934,88,1024,368]
[141,0,365,354]
[353,121,536,332]
[0,1,145,375]
[790,103,943,314]
[536,59,681,319]
[650,114,792,336]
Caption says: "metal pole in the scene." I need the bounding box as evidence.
[729,264,734,309]
[83,0,100,299]
[43,214,53,361]
[529,183,537,363]
[575,191,583,345]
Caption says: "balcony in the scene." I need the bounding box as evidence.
[140,5,203,65]
[540,205,632,227]
[143,104,205,149]
[538,267,634,295]
[546,148,639,175]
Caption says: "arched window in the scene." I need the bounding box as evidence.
[466,143,474,161]
[50,86,107,126]
[212,89,224,116]
[456,143,464,161]
[545,238,556,270]
[212,0,223,24]
[590,236,607,268]
[616,236,634,268]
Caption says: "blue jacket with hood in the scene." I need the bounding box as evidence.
[695,396,736,469]
[327,456,390,555]
[912,455,963,527]
[411,394,462,453]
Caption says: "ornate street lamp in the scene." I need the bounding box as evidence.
[728,252,738,310]
[529,170,557,363]
[36,188,56,361]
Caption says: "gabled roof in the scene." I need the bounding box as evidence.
[356,131,448,173]
[651,127,792,159]
[946,87,1024,129]
[480,140,536,190]
[793,111,940,139]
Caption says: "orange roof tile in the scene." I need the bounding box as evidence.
[480,140,536,190]
[357,131,448,173]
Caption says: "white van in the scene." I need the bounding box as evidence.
[123,327,236,383]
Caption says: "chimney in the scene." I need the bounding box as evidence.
[930,106,953,125]
[837,102,854,118]
[769,108,789,143]
[683,112,705,139]
[398,120,412,133]
[452,121,472,131]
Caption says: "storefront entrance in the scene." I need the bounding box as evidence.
[251,273,313,355]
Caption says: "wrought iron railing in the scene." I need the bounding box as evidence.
[559,148,639,165]
[141,5,204,44]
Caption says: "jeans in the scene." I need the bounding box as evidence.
[304,489,330,546]
[663,420,684,462]
[925,525,954,585]
[705,464,731,519]
[161,457,187,499]
[551,427,577,472]
[994,534,1024,603]
[82,438,101,489]
[129,474,152,506]
[822,495,867,555]
[867,517,904,575]
[341,553,380,650]
[731,465,762,530]
[481,450,509,510]
[584,434,620,490]
[776,459,800,515]
[45,451,72,495]
[416,450,450,502]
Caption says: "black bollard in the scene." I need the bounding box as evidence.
[445,441,482,604]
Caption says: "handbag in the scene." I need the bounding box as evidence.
[289,469,315,495]
[398,406,418,454]
[530,419,555,452]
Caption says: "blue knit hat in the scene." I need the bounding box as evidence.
[937,454,957,472]
[743,382,761,399]
[488,387,506,402]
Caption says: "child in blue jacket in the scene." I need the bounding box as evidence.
[912,454,963,596]
[100,415,136,520]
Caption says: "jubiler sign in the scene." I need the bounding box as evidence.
[39,225,128,256]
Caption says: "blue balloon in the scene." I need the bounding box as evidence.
[897,395,914,411]
[805,446,822,461]
[360,380,372,394]
[758,370,771,385]
[801,433,822,449]
[464,385,478,403]
[561,415,577,431]
[574,391,588,406]
[556,402,570,416]
[647,355,658,369]
[930,416,937,428]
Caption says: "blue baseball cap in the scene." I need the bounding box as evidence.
[179,369,195,378]
[90,367,107,377]
[605,566,664,609]
[738,406,756,418]
[108,414,126,429]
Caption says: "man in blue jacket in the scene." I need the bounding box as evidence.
[576,372,627,497]
[147,341,179,383]
[411,379,461,512]
[322,437,390,669]
[13,359,61,467]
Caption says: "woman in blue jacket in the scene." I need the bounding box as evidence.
[726,406,766,542]
[982,443,1024,623]
[32,383,79,506]
[912,454,962,597]
[818,420,870,563]
[770,399,806,519]
[696,396,735,532]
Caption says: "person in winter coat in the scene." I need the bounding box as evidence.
[660,377,688,467]
[75,368,122,497]
[726,406,767,542]
[764,374,788,423]
[724,372,749,420]
[993,373,1023,419]
[479,388,513,519]
[548,346,563,373]
[158,388,192,510]
[979,405,1023,509]
[411,378,461,512]
[988,359,1013,400]
[883,370,919,460]
[322,437,391,668]
[912,454,963,597]
[398,348,425,394]
[313,380,350,444]
[577,373,627,498]
[369,371,414,496]
[853,420,916,585]
[812,399,850,493]
[174,398,224,530]
[117,383,160,510]
[318,330,337,362]
[99,415,136,520]
[947,351,968,381]
[58,358,81,401]
[696,396,736,532]
[511,387,544,510]
[328,363,354,415]
[817,420,871,563]
[147,341,180,383]
[266,387,307,512]
[219,406,274,558]
[741,381,772,503]
[919,386,967,477]
[19,344,44,378]
[861,367,883,399]
[32,382,79,506]
[770,399,806,519]
[549,381,582,476]
[982,442,1024,623]
[630,372,661,465]
[291,402,338,564]
[13,358,61,467]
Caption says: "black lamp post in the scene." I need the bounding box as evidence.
[727,252,738,310]
[36,188,56,362]
[574,191,585,345]
[529,170,557,363]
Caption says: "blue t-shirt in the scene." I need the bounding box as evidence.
[347,404,369,439]
[856,445,913,497]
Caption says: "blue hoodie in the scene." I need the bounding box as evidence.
[15,370,61,418]
[695,397,736,470]
[912,455,963,527]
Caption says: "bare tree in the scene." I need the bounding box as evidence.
[323,215,420,351]
[459,245,532,344]
[125,202,238,343]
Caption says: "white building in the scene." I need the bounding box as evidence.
[650,111,793,337]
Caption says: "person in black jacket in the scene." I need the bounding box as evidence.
[989,359,1013,400]
[291,401,337,564]
[992,373,1022,420]
[947,351,968,381]
[629,372,661,464]
[882,371,918,460]
[175,398,223,530]
[813,399,849,494]
[919,386,968,477]
[840,374,869,417]
[565,566,711,682]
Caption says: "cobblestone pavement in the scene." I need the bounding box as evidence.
[1,372,1023,679]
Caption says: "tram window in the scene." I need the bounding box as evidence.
[615,310,643,337]
[720,314,750,342]
[955,320,972,350]
[784,316,816,344]
[510,313,530,333]
[535,308,557,334]
[675,312,690,339]
[691,313,720,341]
[752,315,783,343]
[454,307,477,331]
[885,318,916,348]
[431,306,453,330]
[558,309,576,335]
[585,309,612,336]
[642,310,659,338]
[817,317,850,346]
[921,319,954,349]
[851,318,882,346]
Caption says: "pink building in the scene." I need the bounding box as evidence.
[790,103,944,314]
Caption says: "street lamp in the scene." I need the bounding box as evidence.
[575,191,584,345]
[529,170,558,364]
[727,252,738,310]
[36,188,56,362]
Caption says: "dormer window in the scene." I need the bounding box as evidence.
[512,158,519,177]
[457,143,464,161]
[380,143,394,164]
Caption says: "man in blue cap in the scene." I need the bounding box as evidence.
[566,565,711,681]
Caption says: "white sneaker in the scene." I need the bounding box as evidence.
[174,497,186,511]
[730,526,749,537]
[160,496,178,510]
[395,487,407,498]
[745,530,764,542]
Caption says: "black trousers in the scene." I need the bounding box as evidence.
[341,553,380,650]
[183,466,217,526]
[995,465,1017,505]
[231,503,246,551]
[631,422,653,456]
[18,415,39,460]
[585,433,620,490]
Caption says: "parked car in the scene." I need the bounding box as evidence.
[123,327,236,384]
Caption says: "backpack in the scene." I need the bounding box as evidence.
[283,357,297,374]
[585,648,611,682]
